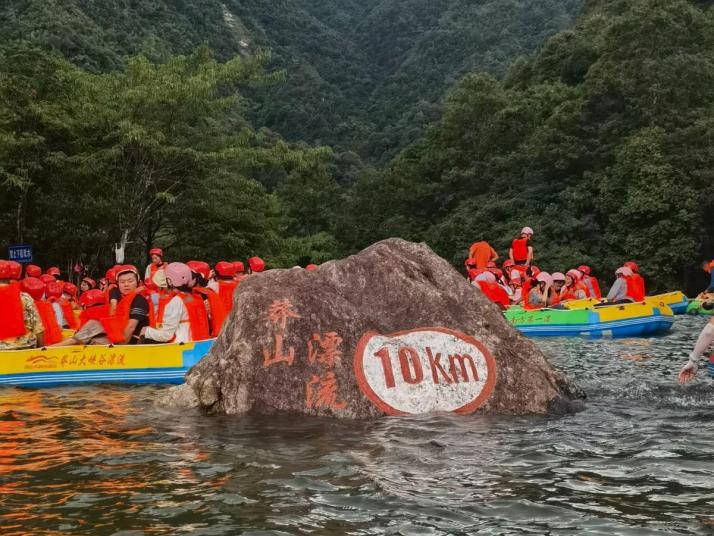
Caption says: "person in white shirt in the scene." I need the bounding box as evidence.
[141,262,194,344]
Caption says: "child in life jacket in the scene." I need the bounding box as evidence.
[141,262,207,343]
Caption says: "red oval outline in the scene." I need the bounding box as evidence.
[353,327,497,416]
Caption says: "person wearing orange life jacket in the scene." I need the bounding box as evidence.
[144,247,167,281]
[54,265,151,346]
[509,227,534,267]
[560,269,589,301]
[473,271,510,309]
[0,260,45,350]
[187,260,227,337]
[103,267,119,314]
[141,263,207,343]
[44,282,68,328]
[578,265,602,299]
[60,282,80,330]
[526,272,554,310]
[22,277,62,345]
[551,272,567,305]
[77,290,108,329]
[79,277,96,294]
[624,261,646,301]
[468,240,499,269]
[215,261,238,313]
[604,267,635,304]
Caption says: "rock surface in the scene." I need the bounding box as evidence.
[160,238,585,418]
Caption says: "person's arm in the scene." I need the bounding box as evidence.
[143,297,183,342]
[490,247,499,262]
[606,279,622,301]
[679,318,714,384]
[508,248,515,263]
[526,246,533,266]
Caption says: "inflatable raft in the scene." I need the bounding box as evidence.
[505,302,674,337]
[686,299,714,316]
[563,291,688,315]
[0,339,214,388]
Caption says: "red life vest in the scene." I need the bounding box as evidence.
[511,238,529,262]
[477,281,510,308]
[138,288,157,328]
[549,288,561,306]
[193,287,227,337]
[78,304,109,329]
[625,276,645,302]
[561,283,587,301]
[60,300,78,330]
[522,279,535,309]
[0,283,27,340]
[218,280,238,313]
[35,300,63,345]
[100,291,138,344]
[585,276,602,299]
[155,291,208,341]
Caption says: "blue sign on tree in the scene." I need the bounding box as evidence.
[8,244,33,263]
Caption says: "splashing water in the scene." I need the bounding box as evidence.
[1,316,713,535]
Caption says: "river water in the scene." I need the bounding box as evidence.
[1,316,713,535]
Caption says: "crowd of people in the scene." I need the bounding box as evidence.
[0,249,322,350]
[467,227,646,310]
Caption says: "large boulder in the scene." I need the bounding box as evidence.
[159,238,584,418]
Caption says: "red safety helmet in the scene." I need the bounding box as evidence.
[187,260,211,280]
[6,261,22,280]
[45,281,63,299]
[578,265,591,276]
[0,260,12,279]
[215,261,236,277]
[79,289,106,308]
[115,265,139,280]
[40,274,56,285]
[25,264,42,278]
[81,277,96,288]
[149,248,163,258]
[306,264,318,272]
[105,268,117,285]
[248,256,265,273]
[502,259,515,269]
[232,261,245,274]
[47,266,61,277]
[63,282,78,296]
[624,261,639,273]
[21,277,45,300]
[530,266,541,277]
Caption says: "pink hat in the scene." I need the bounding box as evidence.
[536,272,553,286]
[521,226,534,235]
[566,269,583,281]
[551,272,566,282]
[616,266,633,277]
[165,262,193,287]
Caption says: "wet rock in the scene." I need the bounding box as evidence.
[159,238,585,418]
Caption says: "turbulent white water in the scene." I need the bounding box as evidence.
[1,316,712,535]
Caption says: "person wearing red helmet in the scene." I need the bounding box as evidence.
[509,227,534,267]
[59,282,80,330]
[187,260,227,337]
[45,281,69,328]
[22,277,63,345]
[231,261,246,284]
[25,264,42,278]
[80,277,97,294]
[47,266,61,280]
[141,263,207,343]
[55,265,151,346]
[0,259,45,349]
[144,248,167,281]
[468,240,498,270]
[214,261,238,313]
[624,261,646,301]
[578,265,602,299]
[77,289,108,329]
[247,256,265,274]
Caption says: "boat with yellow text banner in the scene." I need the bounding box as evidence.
[0,339,214,387]
[504,302,674,337]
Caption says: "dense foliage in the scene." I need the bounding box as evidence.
[340,0,714,292]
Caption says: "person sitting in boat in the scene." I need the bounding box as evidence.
[468,240,499,269]
[60,283,80,330]
[45,281,68,328]
[79,277,96,294]
[140,262,208,343]
[560,269,589,301]
[214,261,238,313]
[144,247,167,281]
[22,276,63,345]
[77,289,108,329]
[473,271,510,309]
[526,272,553,309]
[551,272,567,298]
[578,265,602,299]
[54,265,150,346]
[509,227,534,267]
[508,270,523,305]
[624,261,646,301]
[187,260,227,337]
[678,316,714,384]
[0,260,45,350]
[605,267,636,304]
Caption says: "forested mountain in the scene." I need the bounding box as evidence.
[0,0,584,160]
[340,0,714,291]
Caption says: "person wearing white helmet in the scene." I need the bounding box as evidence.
[509,227,534,267]
[141,262,207,344]
[605,266,635,304]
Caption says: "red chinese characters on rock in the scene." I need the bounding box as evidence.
[305,371,347,411]
[262,299,301,368]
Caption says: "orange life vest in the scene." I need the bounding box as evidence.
[78,304,109,329]
[34,300,63,345]
[218,280,238,313]
[138,288,157,328]
[548,288,561,306]
[0,283,28,340]
[155,291,207,342]
[625,275,645,302]
[561,283,587,301]
[585,276,602,299]
[477,281,510,308]
[100,291,138,344]
[193,287,227,337]
[511,238,529,262]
